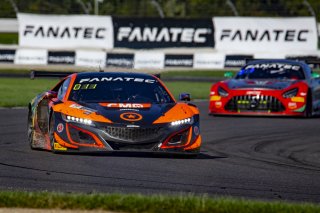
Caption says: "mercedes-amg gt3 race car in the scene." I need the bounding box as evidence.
[28,72,201,155]
[209,59,320,117]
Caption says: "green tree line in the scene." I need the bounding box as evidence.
[1,0,319,21]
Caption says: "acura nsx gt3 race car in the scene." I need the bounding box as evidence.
[28,72,201,155]
[209,59,320,117]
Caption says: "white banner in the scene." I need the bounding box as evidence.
[18,13,113,49]
[193,53,225,69]
[213,17,318,52]
[134,52,164,69]
[75,50,106,68]
[14,49,47,65]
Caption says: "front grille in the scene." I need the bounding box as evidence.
[105,126,162,142]
[225,95,285,112]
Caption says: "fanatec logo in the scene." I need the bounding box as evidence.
[220,29,309,42]
[117,27,211,43]
[23,25,106,39]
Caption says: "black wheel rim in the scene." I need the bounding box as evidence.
[49,115,55,149]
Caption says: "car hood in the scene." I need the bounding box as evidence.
[53,101,195,126]
[226,79,301,90]
[85,102,175,125]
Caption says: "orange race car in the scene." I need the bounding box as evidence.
[28,71,201,156]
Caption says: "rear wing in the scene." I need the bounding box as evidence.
[30,71,76,79]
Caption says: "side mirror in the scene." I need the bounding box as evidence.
[224,71,234,78]
[45,91,57,99]
[179,93,191,101]
[311,73,320,79]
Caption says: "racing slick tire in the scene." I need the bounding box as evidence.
[27,108,35,149]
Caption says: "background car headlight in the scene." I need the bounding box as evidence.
[218,86,229,97]
[171,117,194,126]
[283,88,298,98]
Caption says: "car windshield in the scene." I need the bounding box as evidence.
[235,63,305,80]
[69,75,174,104]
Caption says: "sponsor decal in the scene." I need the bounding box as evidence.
[106,53,134,68]
[246,91,261,95]
[214,17,318,52]
[164,54,193,67]
[291,97,305,103]
[70,103,83,109]
[79,77,156,84]
[100,103,151,108]
[210,96,221,101]
[48,51,75,64]
[120,112,143,122]
[224,55,253,68]
[0,49,15,63]
[57,123,64,133]
[126,125,140,128]
[288,102,297,109]
[18,13,114,49]
[113,17,214,49]
[54,142,67,151]
[245,63,301,70]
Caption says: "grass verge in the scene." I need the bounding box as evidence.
[0,33,18,44]
[0,78,211,107]
[0,78,57,107]
[0,191,319,213]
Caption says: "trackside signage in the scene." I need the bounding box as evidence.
[134,52,164,69]
[113,18,214,49]
[213,17,318,52]
[75,50,106,68]
[18,13,113,49]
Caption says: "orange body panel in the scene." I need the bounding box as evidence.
[153,103,197,124]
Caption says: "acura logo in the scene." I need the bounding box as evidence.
[120,112,142,122]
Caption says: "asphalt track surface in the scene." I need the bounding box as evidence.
[1,101,320,203]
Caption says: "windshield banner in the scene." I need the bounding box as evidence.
[213,17,318,52]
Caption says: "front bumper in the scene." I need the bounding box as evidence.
[209,91,307,116]
[52,114,201,154]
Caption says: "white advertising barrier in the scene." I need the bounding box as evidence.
[18,13,113,49]
[75,50,106,68]
[213,17,318,52]
[134,52,164,69]
[193,53,225,69]
[14,49,47,65]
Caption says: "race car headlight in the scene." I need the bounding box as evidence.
[171,117,194,126]
[64,115,94,126]
[218,86,229,97]
[283,88,298,98]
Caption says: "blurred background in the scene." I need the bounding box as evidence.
[1,0,320,19]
